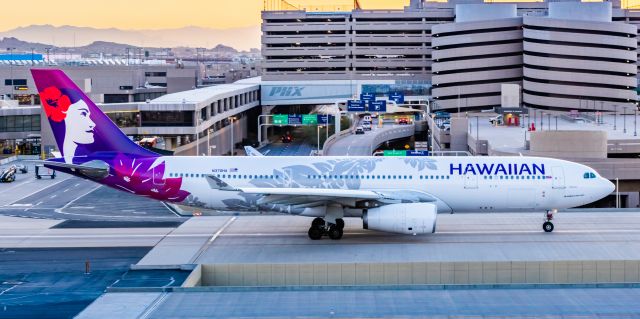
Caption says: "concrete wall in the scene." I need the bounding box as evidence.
[201,260,640,286]
[449,117,468,151]
[529,130,607,159]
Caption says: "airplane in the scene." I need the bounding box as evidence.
[31,69,615,240]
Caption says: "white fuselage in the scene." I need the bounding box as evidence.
[157,155,614,215]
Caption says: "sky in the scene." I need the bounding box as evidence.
[0,0,631,32]
[0,0,410,31]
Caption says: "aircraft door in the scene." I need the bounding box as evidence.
[551,166,565,189]
[152,165,165,186]
[464,174,478,189]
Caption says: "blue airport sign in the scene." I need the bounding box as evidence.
[369,100,387,113]
[360,93,376,102]
[317,114,334,124]
[407,150,429,156]
[389,91,405,104]
[288,114,302,125]
[347,100,366,112]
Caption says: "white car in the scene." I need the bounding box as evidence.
[363,115,372,122]
[362,122,372,131]
[355,126,365,135]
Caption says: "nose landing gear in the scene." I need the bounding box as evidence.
[308,217,345,240]
[543,210,555,232]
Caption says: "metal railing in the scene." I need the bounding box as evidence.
[264,0,360,11]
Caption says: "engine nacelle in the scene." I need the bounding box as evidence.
[363,203,437,235]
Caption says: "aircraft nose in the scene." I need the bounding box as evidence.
[603,179,615,196]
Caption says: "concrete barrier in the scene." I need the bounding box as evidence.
[200,260,640,286]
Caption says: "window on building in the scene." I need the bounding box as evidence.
[0,115,40,132]
[5,79,27,86]
[145,72,167,77]
[140,111,194,127]
[104,94,130,103]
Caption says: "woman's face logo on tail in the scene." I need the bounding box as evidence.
[39,86,97,163]
[65,100,95,144]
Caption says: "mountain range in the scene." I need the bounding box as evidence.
[0,25,261,52]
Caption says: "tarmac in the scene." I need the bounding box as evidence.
[4,155,640,317]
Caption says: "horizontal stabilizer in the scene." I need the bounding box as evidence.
[34,159,110,180]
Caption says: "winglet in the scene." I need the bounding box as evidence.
[244,146,264,157]
[205,175,238,191]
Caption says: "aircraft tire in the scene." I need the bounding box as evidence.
[308,227,323,240]
[311,217,324,228]
[543,221,554,233]
[335,218,345,230]
[327,225,343,240]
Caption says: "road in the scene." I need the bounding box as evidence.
[324,122,414,156]
[259,140,314,156]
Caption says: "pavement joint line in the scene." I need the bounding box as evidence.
[137,292,169,319]
[189,216,237,264]
[6,177,72,206]
[54,184,102,215]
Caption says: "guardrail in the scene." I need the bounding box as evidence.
[367,125,415,155]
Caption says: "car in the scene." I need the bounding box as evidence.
[281,133,293,143]
[362,122,372,131]
[489,115,503,125]
[363,115,372,122]
[397,118,409,125]
[355,126,365,134]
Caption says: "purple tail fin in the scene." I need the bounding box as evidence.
[31,69,156,163]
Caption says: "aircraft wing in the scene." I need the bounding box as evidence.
[205,175,439,207]
[33,160,110,180]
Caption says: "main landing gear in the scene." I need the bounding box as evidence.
[308,217,345,240]
[543,210,556,232]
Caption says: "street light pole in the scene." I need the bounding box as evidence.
[207,128,211,156]
[230,117,236,156]
[196,118,202,156]
[614,105,617,130]
[635,108,637,137]
[624,107,627,133]
[7,47,15,100]
[317,125,323,154]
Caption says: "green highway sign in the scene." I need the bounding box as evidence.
[383,150,406,156]
[273,114,288,125]
[302,114,318,125]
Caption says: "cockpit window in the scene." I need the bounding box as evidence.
[584,172,597,179]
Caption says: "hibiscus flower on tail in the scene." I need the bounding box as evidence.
[110,153,190,203]
[39,86,71,122]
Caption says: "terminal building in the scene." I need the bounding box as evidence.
[261,0,639,111]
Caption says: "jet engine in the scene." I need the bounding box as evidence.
[362,203,437,235]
